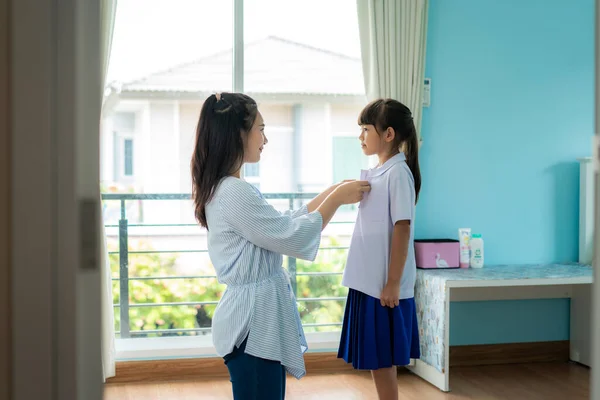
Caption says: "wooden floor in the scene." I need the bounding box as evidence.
[104,362,590,400]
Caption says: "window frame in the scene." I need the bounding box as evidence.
[114,0,360,361]
[113,131,135,183]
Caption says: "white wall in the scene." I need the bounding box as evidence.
[330,103,363,136]
[141,101,181,223]
[298,103,333,191]
[258,104,294,193]
[102,98,365,224]
[260,126,293,193]
[100,117,114,184]
[178,103,201,223]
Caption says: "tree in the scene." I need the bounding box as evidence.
[295,237,349,333]
[110,237,349,337]
[109,239,224,337]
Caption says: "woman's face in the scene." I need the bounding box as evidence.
[243,111,268,164]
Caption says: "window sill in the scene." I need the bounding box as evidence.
[116,331,342,361]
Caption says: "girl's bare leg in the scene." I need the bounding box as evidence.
[371,366,398,400]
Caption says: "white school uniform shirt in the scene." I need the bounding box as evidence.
[342,152,417,300]
[205,177,323,379]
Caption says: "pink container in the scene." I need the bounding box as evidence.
[414,239,460,269]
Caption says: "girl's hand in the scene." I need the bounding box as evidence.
[333,180,370,205]
[380,280,400,308]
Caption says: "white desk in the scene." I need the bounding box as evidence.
[408,263,593,392]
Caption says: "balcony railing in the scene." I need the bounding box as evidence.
[102,192,352,338]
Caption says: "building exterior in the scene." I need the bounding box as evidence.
[101,36,368,226]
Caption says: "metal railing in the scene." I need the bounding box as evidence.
[101,192,351,338]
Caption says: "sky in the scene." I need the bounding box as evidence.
[107,0,362,83]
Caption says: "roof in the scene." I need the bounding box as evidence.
[117,36,365,96]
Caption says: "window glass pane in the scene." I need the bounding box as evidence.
[103,0,366,341]
[332,136,369,213]
[103,0,233,339]
[123,139,134,176]
[244,0,365,195]
[244,163,260,178]
[245,0,365,333]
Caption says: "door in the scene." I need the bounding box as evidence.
[11,0,103,399]
[592,2,600,398]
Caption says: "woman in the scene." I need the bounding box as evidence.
[191,92,370,399]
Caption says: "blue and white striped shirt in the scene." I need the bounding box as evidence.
[205,177,323,379]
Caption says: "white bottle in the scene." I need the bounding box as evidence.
[470,234,484,268]
[458,228,471,268]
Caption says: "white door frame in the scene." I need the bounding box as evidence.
[10,0,103,399]
[593,2,600,398]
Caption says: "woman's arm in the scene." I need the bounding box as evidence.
[316,180,369,230]
[219,180,324,261]
[219,179,369,260]
[282,181,350,220]
[285,180,367,228]
[306,181,351,213]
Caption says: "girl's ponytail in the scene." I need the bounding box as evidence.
[358,98,422,204]
[403,122,421,203]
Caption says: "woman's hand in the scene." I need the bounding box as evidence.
[380,280,400,308]
[332,180,371,205]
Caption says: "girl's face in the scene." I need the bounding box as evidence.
[359,124,394,157]
[243,111,268,164]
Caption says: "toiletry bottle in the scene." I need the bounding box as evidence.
[458,228,471,268]
[470,234,484,268]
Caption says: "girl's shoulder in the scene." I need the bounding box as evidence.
[386,160,414,184]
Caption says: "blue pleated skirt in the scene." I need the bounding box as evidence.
[337,289,421,370]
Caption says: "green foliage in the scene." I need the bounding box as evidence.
[296,237,348,333]
[110,240,224,338]
[111,238,349,337]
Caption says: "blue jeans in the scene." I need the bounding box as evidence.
[224,337,286,399]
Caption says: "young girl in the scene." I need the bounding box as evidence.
[338,99,421,400]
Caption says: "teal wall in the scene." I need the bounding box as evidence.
[418,0,594,345]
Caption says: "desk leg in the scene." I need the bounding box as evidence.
[407,289,451,392]
[570,283,592,366]
[407,359,448,391]
[443,288,451,391]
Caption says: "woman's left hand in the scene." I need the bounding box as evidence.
[380,280,400,308]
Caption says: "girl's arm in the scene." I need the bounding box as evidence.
[381,165,415,307]
[380,220,410,307]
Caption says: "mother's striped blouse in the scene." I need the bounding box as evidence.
[205,177,323,379]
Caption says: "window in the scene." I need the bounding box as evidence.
[110,112,136,183]
[243,163,260,190]
[332,136,369,213]
[123,138,134,176]
[103,0,365,358]
[244,163,259,178]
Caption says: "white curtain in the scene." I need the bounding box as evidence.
[357,0,429,140]
[100,0,118,382]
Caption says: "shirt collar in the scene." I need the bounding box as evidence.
[362,152,406,178]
